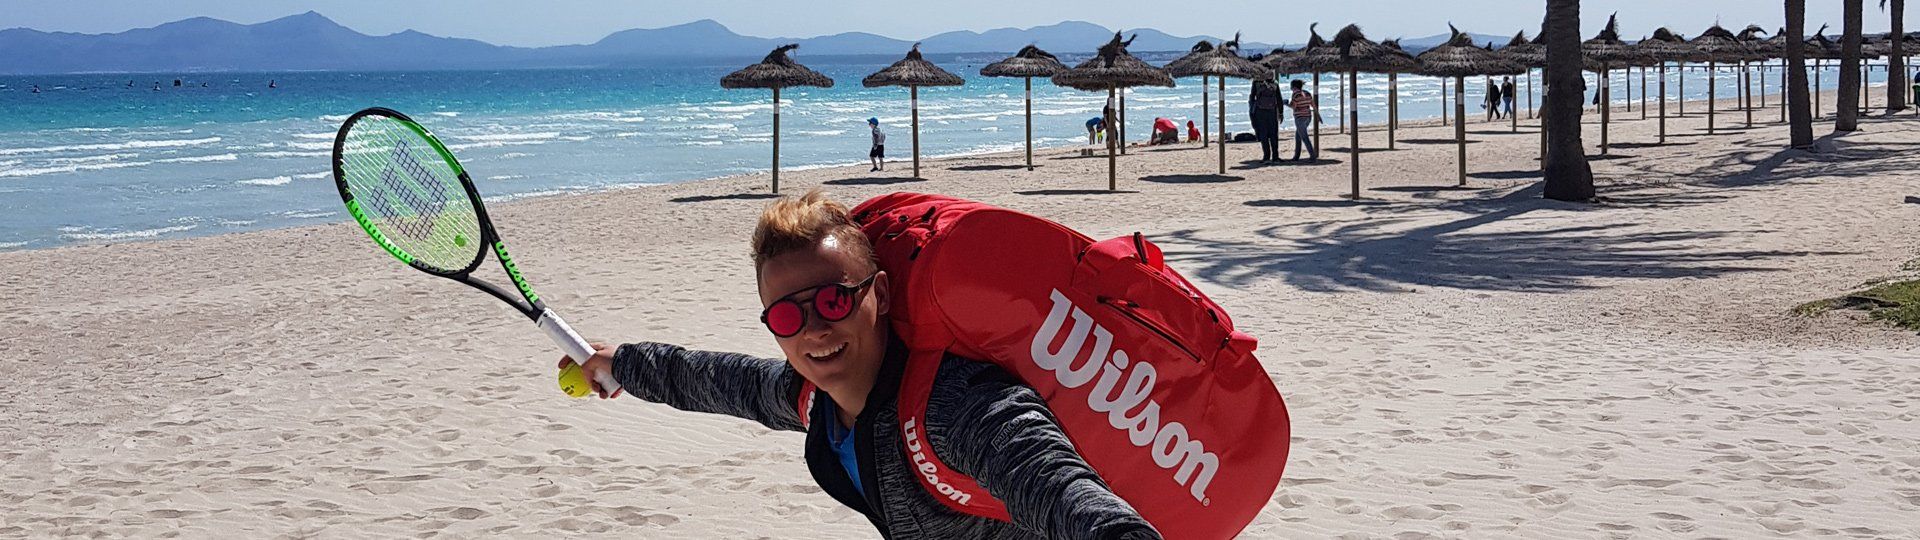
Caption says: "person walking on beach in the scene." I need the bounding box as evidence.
[867,118,886,173]
[1485,78,1503,121]
[563,191,1162,539]
[1250,79,1283,163]
[1501,76,1518,118]
[1288,79,1319,161]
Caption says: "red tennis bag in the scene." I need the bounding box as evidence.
[846,193,1289,539]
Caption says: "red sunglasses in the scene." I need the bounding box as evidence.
[760,273,878,338]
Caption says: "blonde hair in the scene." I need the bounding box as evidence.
[751,190,876,276]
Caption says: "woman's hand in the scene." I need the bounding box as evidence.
[558,342,623,399]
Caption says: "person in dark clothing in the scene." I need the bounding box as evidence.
[1501,76,1518,118]
[1250,79,1283,163]
[565,191,1160,540]
[1485,78,1503,121]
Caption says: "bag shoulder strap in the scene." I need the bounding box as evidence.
[895,349,1013,521]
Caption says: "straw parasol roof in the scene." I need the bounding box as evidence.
[1380,38,1420,66]
[1736,25,1780,60]
[1162,40,1216,75]
[1500,32,1547,68]
[721,44,834,89]
[863,43,965,87]
[1166,34,1273,79]
[1690,25,1758,64]
[1260,23,1329,74]
[980,45,1068,78]
[1805,26,1845,60]
[1583,14,1649,69]
[1416,25,1524,78]
[1636,28,1709,65]
[1759,28,1793,60]
[1051,33,1176,91]
[1297,25,1420,74]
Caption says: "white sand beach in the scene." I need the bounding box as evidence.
[4,92,1919,538]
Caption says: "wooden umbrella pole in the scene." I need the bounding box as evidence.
[1641,66,1648,120]
[1202,76,1210,146]
[1601,67,1611,154]
[1389,72,1399,149]
[1314,72,1322,151]
[1107,87,1117,191]
[911,86,921,178]
[1348,70,1360,198]
[1745,63,1753,128]
[1679,63,1687,116]
[1659,63,1668,144]
[1442,76,1450,126]
[1815,60,1823,119]
[1708,62,1717,134]
[1119,88,1127,155]
[1455,75,1467,186]
[1217,76,1226,174]
[1025,78,1033,170]
[1760,63,1768,110]
[1511,74,1519,133]
[1781,61,1788,122]
[772,87,781,193]
[1626,66,1633,112]
[1527,70,1535,119]
[1538,67,1547,173]
[1338,71,1347,134]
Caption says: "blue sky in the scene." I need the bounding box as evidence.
[0,0,1902,47]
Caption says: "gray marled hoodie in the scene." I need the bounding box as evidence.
[611,339,1160,540]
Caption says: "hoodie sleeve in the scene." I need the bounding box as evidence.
[925,361,1162,540]
[611,342,806,433]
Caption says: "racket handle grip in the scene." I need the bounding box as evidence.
[538,309,623,396]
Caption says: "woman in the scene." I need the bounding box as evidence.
[567,192,1159,539]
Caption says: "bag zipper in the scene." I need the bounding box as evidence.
[1098,297,1203,363]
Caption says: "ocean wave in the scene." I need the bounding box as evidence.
[154,153,238,164]
[292,132,336,140]
[60,224,197,241]
[0,240,30,249]
[294,171,330,180]
[253,150,328,159]
[681,140,723,146]
[705,103,772,113]
[793,129,848,136]
[497,152,534,159]
[0,136,223,157]
[688,123,737,131]
[320,114,350,123]
[431,111,461,117]
[278,210,338,219]
[237,176,293,186]
[0,159,149,178]
[486,174,527,181]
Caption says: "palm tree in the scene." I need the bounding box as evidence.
[1884,0,1907,111]
[1788,0,1816,147]
[1837,0,1864,132]
[1543,0,1594,201]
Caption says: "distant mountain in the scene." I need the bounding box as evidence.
[0,12,1517,75]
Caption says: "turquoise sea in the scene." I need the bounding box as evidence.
[0,52,1901,251]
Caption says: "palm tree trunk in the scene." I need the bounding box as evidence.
[1838,0,1864,131]
[1788,0,1816,147]
[1898,0,1914,113]
[1543,0,1594,201]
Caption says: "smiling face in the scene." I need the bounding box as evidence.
[758,236,889,402]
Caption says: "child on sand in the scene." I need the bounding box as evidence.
[564,191,1160,540]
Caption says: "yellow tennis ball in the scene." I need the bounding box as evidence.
[557,363,592,398]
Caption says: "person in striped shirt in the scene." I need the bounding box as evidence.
[1288,79,1319,161]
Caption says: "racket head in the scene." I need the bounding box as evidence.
[332,107,488,277]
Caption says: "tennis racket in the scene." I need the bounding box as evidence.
[330,107,618,398]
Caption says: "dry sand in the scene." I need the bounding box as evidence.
[4,91,1919,538]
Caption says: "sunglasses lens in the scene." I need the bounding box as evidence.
[764,300,805,337]
[815,284,857,321]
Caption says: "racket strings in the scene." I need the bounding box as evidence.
[339,116,483,272]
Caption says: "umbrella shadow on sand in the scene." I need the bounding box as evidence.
[1142,174,1244,184]
[948,164,1037,172]
[1181,185,1848,293]
[1017,189,1141,196]
[670,193,783,203]
[824,176,927,186]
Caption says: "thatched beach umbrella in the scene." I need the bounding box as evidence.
[1482,41,1524,133]
[1731,26,1775,128]
[1763,27,1793,122]
[863,43,965,179]
[1635,28,1707,144]
[1291,24,1332,149]
[1689,25,1753,135]
[1807,28,1844,118]
[1166,34,1272,174]
[1583,14,1648,155]
[1298,24,1419,199]
[722,44,835,194]
[1417,25,1525,187]
[1380,39,1419,148]
[1052,32,1176,190]
[1164,40,1217,148]
[981,45,1068,171]
[1737,26,1781,117]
